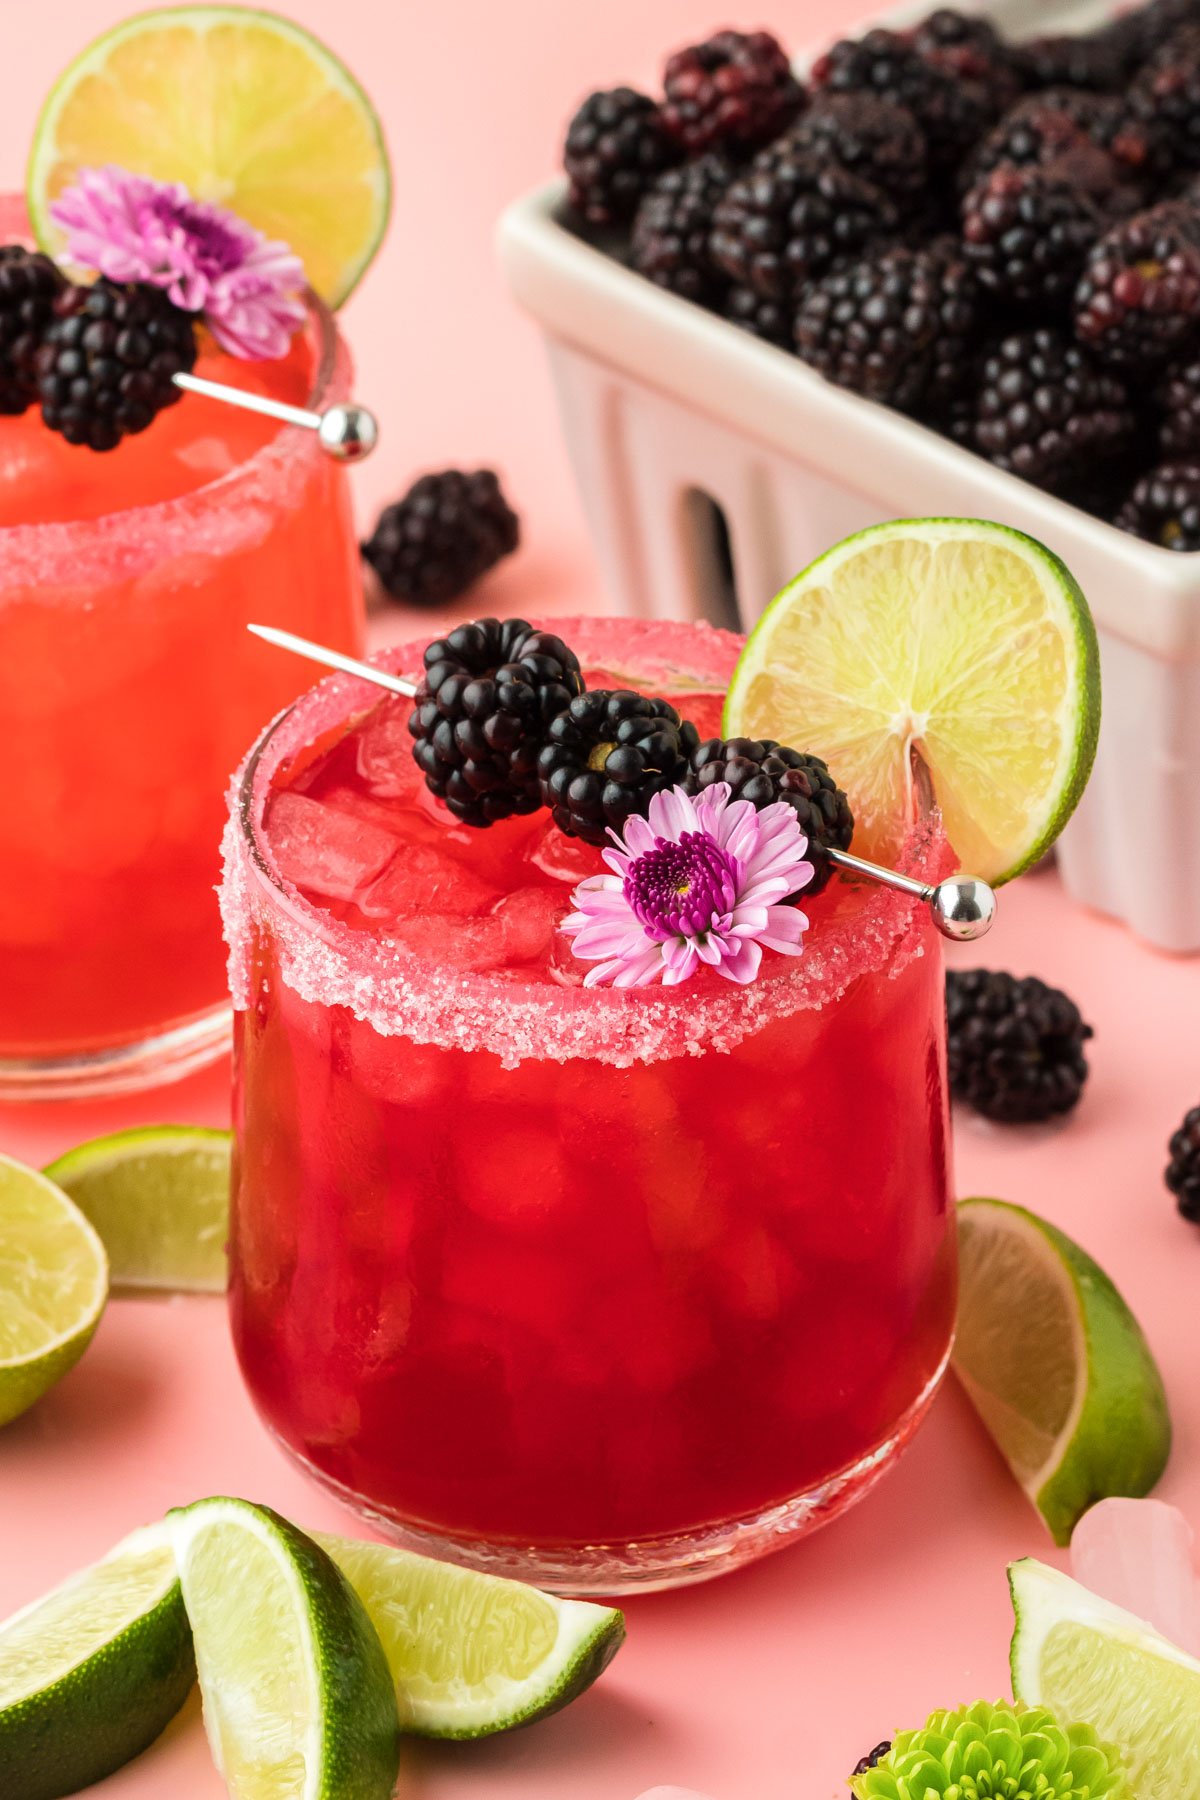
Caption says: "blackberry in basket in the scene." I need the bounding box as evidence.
[812,27,998,170]
[661,29,804,157]
[972,329,1138,495]
[563,87,679,229]
[1116,460,1200,548]
[961,158,1112,312]
[710,148,898,303]
[781,93,929,213]
[630,154,733,305]
[1074,201,1200,373]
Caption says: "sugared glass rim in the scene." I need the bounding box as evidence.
[222,617,946,1068]
[0,188,350,588]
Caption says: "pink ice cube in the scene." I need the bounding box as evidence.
[1071,1498,1200,1653]
[266,790,398,903]
[353,701,418,798]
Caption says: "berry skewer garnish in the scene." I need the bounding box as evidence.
[0,167,378,460]
[246,620,997,942]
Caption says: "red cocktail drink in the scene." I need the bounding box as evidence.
[0,252,363,1094]
[223,617,955,1591]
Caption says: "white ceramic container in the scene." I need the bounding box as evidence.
[499,0,1200,952]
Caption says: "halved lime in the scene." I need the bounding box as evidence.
[28,6,390,306]
[955,1198,1170,1546]
[723,519,1100,881]
[1011,1557,1200,1797]
[0,1153,108,1428]
[45,1126,230,1294]
[319,1532,625,1738]
[168,1498,398,1800]
[0,1521,195,1800]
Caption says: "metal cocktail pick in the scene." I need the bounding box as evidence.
[247,622,997,941]
[173,372,379,463]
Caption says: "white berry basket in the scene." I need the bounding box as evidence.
[499,0,1200,953]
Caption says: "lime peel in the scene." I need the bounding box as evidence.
[0,1152,108,1428]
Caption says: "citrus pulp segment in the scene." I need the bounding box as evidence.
[955,1198,1170,1546]
[28,6,390,307]
[0,1521,194,1800]
[0,1152,108,1428]
[1011,1557,1200,1799]
[45,1125,231,1293]
[167,1498,399,1800]
[723,519,1100,881]
[319,1533,626,1738]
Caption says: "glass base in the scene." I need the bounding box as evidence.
[0,1004,232,1102]
[277,1351,950,1596]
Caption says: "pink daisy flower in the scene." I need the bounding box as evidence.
[562,782,814,989]
[50,166,307,360]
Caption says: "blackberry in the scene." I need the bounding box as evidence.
[795,240,981,415]
[35,279,196,452]
[630,154,733,305]
[362,470,519,608]
[1131,0,1200,61]
[963,90,1161,191]
[685,737,853,895]
[973,329,1137,494]
[1115,460,1200,548]
[1157,352,1200,453]
[1074,202,1200,372]
[1166,1104,1200,1222]
[781,93,929,212]
[852,1743,893,1778]
[1128,25,1200,175]
[911,10,1025,113]
[407,618,584,828]
[0,245,64,415]
[946,968,1093,1124]
[1014,30,1130,93]
[563,88,679,229]
[723,284,790,346]
[812,27,996,170]
[961,159,1109,311]
[661,30,804,157]
[537,690,700,845]
[709,149,897,302]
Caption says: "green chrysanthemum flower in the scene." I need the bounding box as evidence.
[849,1699,1133,1800]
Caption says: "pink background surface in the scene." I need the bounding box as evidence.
[2,3,1199,1798]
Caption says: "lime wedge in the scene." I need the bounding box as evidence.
[167,1498,398,1800]
[318,1533,625,1738]
[723,519,1100,881]
[0,1521,195,1800]
[1011,1557,1200,1797]
[0,1153,107,1428]
[955,1198,1170,1546]
[45,1126,230,1295]
[28,6,390,306]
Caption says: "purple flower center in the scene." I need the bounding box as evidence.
[624,831,740,940]
[148,192,250,275]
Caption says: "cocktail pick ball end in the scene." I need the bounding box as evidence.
[931,875,996,941]
[318,402,379,462]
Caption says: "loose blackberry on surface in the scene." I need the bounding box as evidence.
[685,738,853,895]
[812,27,997,170]
[946,968,1093,1124]
[795,239,981,415]
[1166,1105,1200,1222]
[709,149,898,302]
[1074,202,1200,371]
[1116,459,1200,547]
[563,88,679,229]
[362,470,519,608]
[630,154,733,305]
[973,329,1138,495]
[0,245,64,415]
[408,618,584,829]
[851,1741,893,1777]
[660,30,804,157]
[781,93,929,212]
[36,278,196,452]
[538,690,700,845]
[961,158,1112,312]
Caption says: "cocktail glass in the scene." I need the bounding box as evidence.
[222,616,955,1593]
[0,198,364,1097]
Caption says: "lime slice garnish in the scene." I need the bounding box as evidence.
[0,1153,108,1428]
[723,519,1100,881]
[45,1126,230,1294]
[318,1533,625,1738]
[167,1498,398,1800]
[1010,1557,1200,1797]
[955,1198,1171,1546]
[0,1521,195,1800]
[27,5,390,307]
